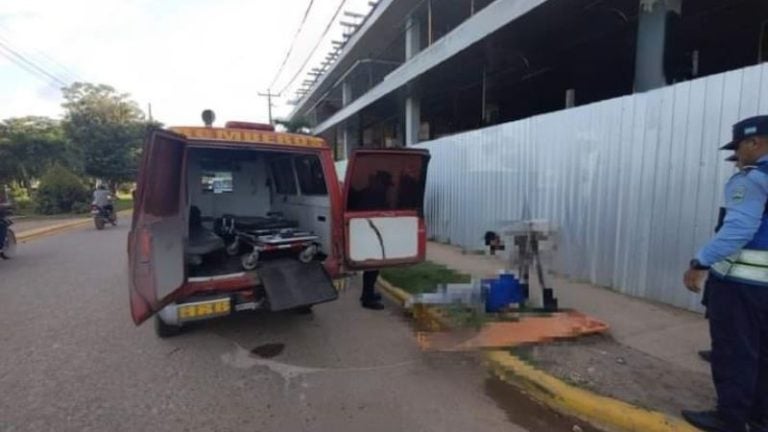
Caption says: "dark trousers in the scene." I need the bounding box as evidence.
[707,276,768,427]
[0,219,7,248]
[361,270,379,301]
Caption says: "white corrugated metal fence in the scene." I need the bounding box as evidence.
[417,63,768,311]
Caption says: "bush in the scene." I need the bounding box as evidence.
[71,201,91,214]
[35,165,90,215]
[7,183,32,210]
[9,183,30,203]
[118,183,133,195]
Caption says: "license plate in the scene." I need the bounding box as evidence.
[177,298,231,322]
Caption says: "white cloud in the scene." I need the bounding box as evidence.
[0,0,373,126]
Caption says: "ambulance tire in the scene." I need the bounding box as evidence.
[155,316,183,338]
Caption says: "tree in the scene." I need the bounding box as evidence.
[273,117,311,134]
[61,82,148,186]
[0,116,78,188]
[34,164,90,215]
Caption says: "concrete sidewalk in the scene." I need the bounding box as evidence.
[427,242,710,375]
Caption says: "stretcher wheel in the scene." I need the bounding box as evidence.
[298,244,318,264]
[241,250,260,270]
[226,240,240,256]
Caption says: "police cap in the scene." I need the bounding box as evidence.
[721,115,768,150]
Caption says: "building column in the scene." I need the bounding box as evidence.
[405,95,421,147]
[342,80,352,107]
[339,115,361,160]
[405,14,421,60]
[634,0,682,92]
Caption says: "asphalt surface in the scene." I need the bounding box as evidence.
[0,224,584,432]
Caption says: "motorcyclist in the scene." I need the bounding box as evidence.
[92,184,114,217]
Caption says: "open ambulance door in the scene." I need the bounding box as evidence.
[128,130,188,325]
[342,149,431,270]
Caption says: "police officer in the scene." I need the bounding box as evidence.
[683,115,768,432]
[699,153,747,364]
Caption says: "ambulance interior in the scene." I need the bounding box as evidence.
[184,146,333,278]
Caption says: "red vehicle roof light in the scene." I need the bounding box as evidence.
[224,121,275,131]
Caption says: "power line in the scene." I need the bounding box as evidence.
[0,24,84,83]
[0,46,57,86]
[277,0,349,96]
[268,0,316,89]
[0,39,69,86]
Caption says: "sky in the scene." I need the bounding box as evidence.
[0,0,372,126]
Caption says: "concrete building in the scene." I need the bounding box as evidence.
[288,0,768,159]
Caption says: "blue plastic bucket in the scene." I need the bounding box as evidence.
[500,273,524,304]
[485,279,508,312]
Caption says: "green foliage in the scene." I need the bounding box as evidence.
[7,183,32,211]
[0,116,79,187]
[114,198,134,212]
[34,165,90,215]
[441,304,488,330]
[61,82,148,185]
[273,117,311,134]
[380,261,472,295]
[70,201,92,215]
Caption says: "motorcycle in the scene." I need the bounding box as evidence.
[0,209,15,259]
[91,204,117,230]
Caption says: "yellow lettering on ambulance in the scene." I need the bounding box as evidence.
[260,133,276,144]
[293,136,308,146]
[216,130,242,141]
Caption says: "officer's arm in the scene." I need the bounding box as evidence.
[696,174,768,266]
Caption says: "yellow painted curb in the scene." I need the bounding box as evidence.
[487,351,700,432]
[378,278,451,331]
[380,277,696,432]
[377,278,412,305]
[16,219,91,242]
[15,210,132,242]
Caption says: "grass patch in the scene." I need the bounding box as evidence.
[114,198,134,212]
[381,261,471,295]
[440,304,488,330]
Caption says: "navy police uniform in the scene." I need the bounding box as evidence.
[685,116,768,432]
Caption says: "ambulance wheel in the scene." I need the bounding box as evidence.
[241,251,260,270]
[155,316,183,338]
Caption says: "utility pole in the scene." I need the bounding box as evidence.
[258,90,280,124]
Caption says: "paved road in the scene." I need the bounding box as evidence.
[0,224,584,432]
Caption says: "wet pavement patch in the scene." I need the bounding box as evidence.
[251,343,285,358]
[485,376,603,432]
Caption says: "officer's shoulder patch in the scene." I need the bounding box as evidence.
[731,185,747,204]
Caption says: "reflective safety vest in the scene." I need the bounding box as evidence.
[711,163,768,286]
